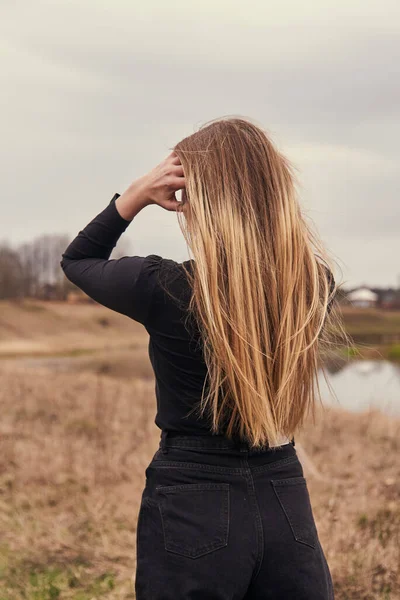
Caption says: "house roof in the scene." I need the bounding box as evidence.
[347,287,379,301]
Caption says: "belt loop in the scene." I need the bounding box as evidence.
[161,430,169,454]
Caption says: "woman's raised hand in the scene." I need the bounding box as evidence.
[139,151,186,212]
[115,151,186,220]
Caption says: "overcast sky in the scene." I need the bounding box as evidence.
[1,0,399,288]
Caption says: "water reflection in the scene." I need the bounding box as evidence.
[318,360,400,416]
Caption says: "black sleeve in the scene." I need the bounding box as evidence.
[60,192,163,326]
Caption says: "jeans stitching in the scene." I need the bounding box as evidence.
[271,476,307,485]
[157,503,168,554]
[246,470,265,584]
[271,481,317,549]
[156,482,230,493]
[157,486,230,558]
[149,455,299,477]
[251,455,300,474]
[150,462,246,475]
[237,448,265,587]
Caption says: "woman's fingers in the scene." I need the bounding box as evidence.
[142,152,185,212]
[169,175,186,191]
[172,165,184,177]
[168,151,181,165]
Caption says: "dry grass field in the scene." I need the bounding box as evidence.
[0,299,399,599]
[0,300,148,359]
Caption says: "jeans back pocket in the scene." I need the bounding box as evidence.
[271,476,318,549]
[155,482,230,559]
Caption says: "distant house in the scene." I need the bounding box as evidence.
[347,287,378,308]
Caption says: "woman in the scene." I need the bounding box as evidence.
[61,116,346,599]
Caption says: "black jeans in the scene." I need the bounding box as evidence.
[135,431,334,599]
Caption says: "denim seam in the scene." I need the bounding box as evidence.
[271,483,317,550]
[156,482,230,492]
[251,455,300,474]
[149,454,299,477]
[244,469,264,584]
[149,462,247,475]
[271,476,306,485]
[157,486,230,559]
[237,447,264,586]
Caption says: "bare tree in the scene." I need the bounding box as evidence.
[0,232,133,300]
[0,243,24,299]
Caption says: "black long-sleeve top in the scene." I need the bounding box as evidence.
[60,192,336,436]
[60,192,212,434]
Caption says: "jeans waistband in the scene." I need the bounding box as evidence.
[159,430,295,456]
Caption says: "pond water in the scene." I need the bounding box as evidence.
[318,360,400,416]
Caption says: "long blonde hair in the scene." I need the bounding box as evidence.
[172,116,350,449]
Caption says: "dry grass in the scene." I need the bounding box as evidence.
[0,365,159,599]
[300,403,400,599]
[0,299,399,599]
[0,364,398,599]
[0,300,147,357]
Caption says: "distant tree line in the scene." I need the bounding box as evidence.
[0,234,132,301]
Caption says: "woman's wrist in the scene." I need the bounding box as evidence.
[115,177,150,221]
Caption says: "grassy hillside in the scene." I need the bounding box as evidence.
[342,306,400,335]
[0,299,147,358]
